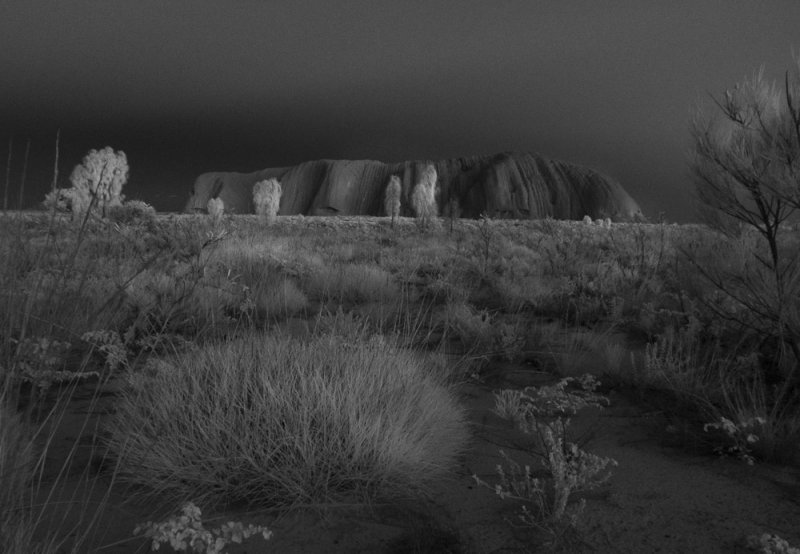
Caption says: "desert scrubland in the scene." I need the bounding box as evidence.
[2,207,799,553]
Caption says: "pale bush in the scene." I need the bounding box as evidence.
[81,330,127,372]
[384,175,401,225]
[477,375,617,525]
[246,278,308,319]
[411,164,438,227]
[704,416,765,465]
[307,262,398,303]
[107,200,156,225]
[70,146,129,216]
[442,301,493,350]
[747,533,800,554]
[43,187,91,222]
[207,198,224,222]
[135,502,271,554]
[124,264,241,341]
[252,178,282,222]
[106,333,469,507]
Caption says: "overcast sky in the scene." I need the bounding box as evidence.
[1,1,799,218]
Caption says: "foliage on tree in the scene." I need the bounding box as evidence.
[207,197,224,222]
[69,146,129,216]
[253,178,282,222]
[384,175,401,226]
[689,58,800,413]
[411,164,438,228]
[444,196,462,233]
[43,187,91,222]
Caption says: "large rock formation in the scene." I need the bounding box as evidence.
[184,152,643,221]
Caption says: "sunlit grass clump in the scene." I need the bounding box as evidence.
[106,332,469,508]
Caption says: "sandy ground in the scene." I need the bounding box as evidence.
[31,358,800,554]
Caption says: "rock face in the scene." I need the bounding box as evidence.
[184,152,644,221]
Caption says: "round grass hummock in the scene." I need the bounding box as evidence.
[106,333,469,509]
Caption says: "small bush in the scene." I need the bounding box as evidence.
[476,375,617,529]
[106,333,469,508]
[207,198,224,223]
[252,179,282,222]
[307,262,399,304]
[746,533,800,554]
[442,301,493,350]
[245,278,308,319]
[107,200,156,225]
[42,187,91,222]
[135,502,272,554]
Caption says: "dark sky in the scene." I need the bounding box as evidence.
[1,1,799,219]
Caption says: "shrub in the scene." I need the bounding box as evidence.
[207,198,224,223]
[252,178,282,222]
[244,278,308,320]
[107,200,156,225]
[42,187,91,222]
[475,375,617,529]
[384,175,401,226]
[134,502,271,554]
[70,146,129,216]
[411,164,438,228]
[442,301,493,351]
[106,333,469,508]
[306,262,398,304]
[689,59,800,461]
[444,196,461,232]
[746,533,800,554]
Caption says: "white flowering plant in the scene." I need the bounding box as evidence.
[475,374,618,526]
[746,533,800,554]
[8,336,99,392]
[134,502,272,554]
[704,415,766,465]
[81,330,127,372]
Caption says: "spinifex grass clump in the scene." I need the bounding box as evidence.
[106,332,469,509]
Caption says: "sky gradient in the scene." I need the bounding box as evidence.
[1,1,799,219]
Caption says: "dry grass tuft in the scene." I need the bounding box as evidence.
[106,332,469,509]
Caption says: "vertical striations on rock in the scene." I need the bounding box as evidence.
[184,151,644,221]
